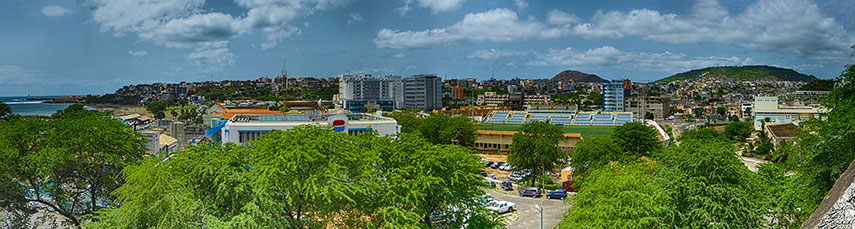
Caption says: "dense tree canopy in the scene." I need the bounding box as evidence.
[610,122,660,157]
[558,162,673,228]
[85,126,499,228]
[383,109,423,133]
[417,114,476,146]
[725,121,753,141]
[508,121,567,186]
[0,106,147,227]
[0,101,11,119]
[568,137,624,175]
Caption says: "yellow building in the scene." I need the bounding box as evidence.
[473,130,582,153]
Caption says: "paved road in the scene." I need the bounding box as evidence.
[483,188,571,229]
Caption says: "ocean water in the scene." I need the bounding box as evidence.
[1,96,78,116]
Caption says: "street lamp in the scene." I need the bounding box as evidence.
[535,204,543,229]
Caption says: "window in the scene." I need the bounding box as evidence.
[239,132,262,143]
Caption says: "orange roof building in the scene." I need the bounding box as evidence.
[210,104,285,119]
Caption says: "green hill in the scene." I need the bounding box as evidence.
[657,65,817,82]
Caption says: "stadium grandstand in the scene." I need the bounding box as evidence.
[480,104,635,126]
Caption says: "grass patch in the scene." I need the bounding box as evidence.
[475,123,615,139]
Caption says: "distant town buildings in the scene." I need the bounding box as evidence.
[404,74,443,111]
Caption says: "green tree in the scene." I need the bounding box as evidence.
[644,112,654,120]
[0,101,11,119]
[0,106,146,227]
[439,115,476,146]
[692,107,706,119]
[724,121,753,141]
[144,101,167,118]
[568,137,624,175]
[716,106,727,116]
[369,133,500,228]
[656,140,768,228]
[384,108,424,133]
[611,122,660,157]
[418,114,475,146]
[508,121,567,186]
[679,127,729,143]
[558,162,673,228]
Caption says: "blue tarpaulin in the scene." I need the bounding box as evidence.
[205,120,227,136]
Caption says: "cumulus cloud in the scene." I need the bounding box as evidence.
[87,0,344,70]
[377,0,854,60]
[527,46,752,73]
[467,49,532,59]
[128,50,148,57]
[570,0,853,58]
[375,8,569,48]
[41,5,70,17]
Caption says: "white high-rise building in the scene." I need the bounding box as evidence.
[602,79,630,112]
[339,74,404,111]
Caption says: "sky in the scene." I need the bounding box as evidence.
[0,0,854,96]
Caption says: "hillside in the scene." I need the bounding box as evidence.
[658,65,817,82]
[551,70,605,83]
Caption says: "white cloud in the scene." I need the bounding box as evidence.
[128,50,148,57]
[376,0,854,60]
[527,46,751,73]
[375,8,569,48]
[513,0,527,11]
[397,0,464,15]
[41,5,70,17]
[570,0,853,58]
[186,46,235,73]
[87,0,345,70]
[419,0,465,13]
[393,53,406,58]
[467,49,532,59]
[347,12,363,25]
[547,10,580,25]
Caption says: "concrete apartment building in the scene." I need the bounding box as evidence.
[339,74,404,112]
[404,74,442,111]
[625,96,671,120]
[215,113,400,145]
[603,79,631,112]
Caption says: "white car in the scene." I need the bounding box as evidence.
[499,164,509,170]
[487,201,516,214]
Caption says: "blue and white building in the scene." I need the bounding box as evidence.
[207,113,400,145]
[602,79,630,112]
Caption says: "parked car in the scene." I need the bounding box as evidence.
[485,181,496,187]
[487,201,516,214]
[491,162,505,169]
[498,164,509,170]
[477,171,487,177]
[487,174,496,179]
[480,158,488,164]
[546,189,567,199]
[508,174,524,182]
[485,161,494,167]
[501,181,513,191]
[519,187,542,198]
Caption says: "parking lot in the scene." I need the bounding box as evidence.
[483,188,571,229]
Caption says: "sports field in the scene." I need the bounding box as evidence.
[474,123,615,139]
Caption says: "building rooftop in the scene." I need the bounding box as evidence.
[766,123,799,139]
[210,103,285,119]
